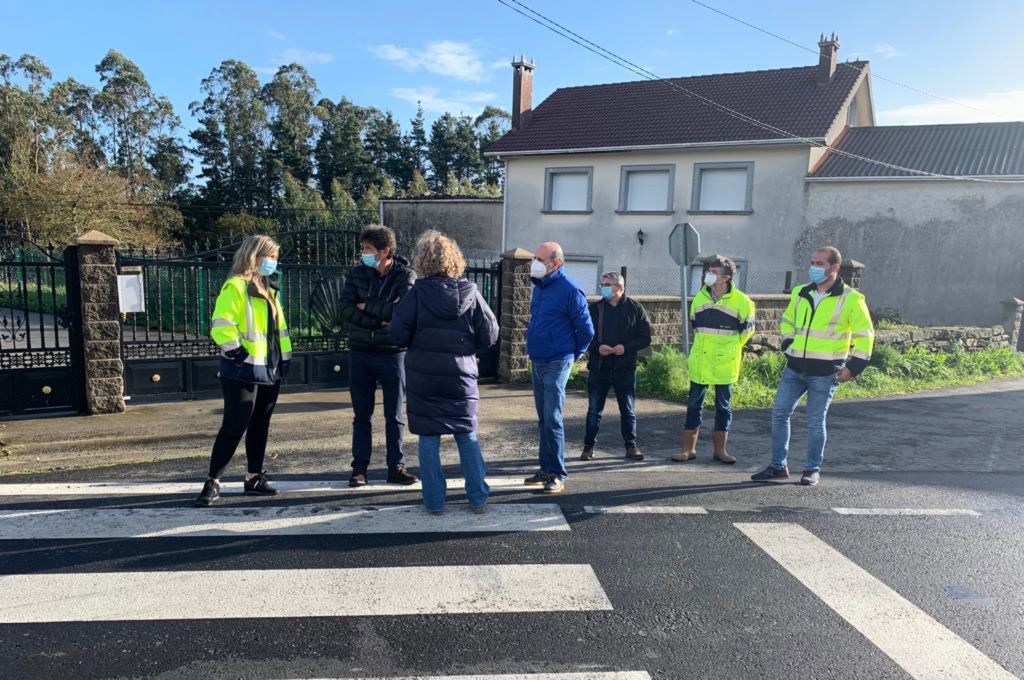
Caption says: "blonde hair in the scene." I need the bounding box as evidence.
[229,235,281,278]
[413,230,465,278]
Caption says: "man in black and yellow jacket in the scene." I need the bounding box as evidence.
[752,246,874,486]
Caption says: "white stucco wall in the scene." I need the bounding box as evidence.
[503,145,813,294]
[803,179,1024,326]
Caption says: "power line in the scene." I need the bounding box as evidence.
[496,0,1024,184]
[689,0,1008,121]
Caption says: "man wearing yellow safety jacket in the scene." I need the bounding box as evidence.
[672,256,755,465]
[195,235,292,507]
[752,246,874,487]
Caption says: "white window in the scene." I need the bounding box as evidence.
[691,162,754,213]
[847,97,859,127]
[619,164,675,212]
[544,167,592,213]
[562,258,601,294]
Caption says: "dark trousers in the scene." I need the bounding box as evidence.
[584,366,638,448]
[349,350,406,471]
[684,381,734,432]
[208,379,281,479]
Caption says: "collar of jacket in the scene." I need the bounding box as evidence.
[375,255,411,277]
[247,277,280,296]
[798,276,845,301]
[601,294,630,308]
[702,281,734,300]
[533,265,566,288]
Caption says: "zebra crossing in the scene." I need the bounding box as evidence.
[0,478,1019,680]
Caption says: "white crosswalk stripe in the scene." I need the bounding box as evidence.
[0,476,529,496]
[737,522,1018,680]
[583,505,707,514]
[323,674,653,679]
[0,564,613,624]
[832,507,982,516]
[0,504,570,538]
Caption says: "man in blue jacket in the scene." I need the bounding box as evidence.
[524,241,595,494]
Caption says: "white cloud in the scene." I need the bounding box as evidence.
[391,86,497,114]
[873,43,903,59]
[278,48,334,66]
[666,28,679,37]
[878,89,1024,125]
[266,29,287,42]
[371,41,494,81]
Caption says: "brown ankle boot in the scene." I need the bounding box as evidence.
[712,431,736,464]
[672,429,698,461]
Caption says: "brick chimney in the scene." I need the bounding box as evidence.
[511,53,535,131]
[817,33,840,84]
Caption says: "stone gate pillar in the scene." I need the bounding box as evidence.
[497,248,534,384]
[74,230,125,414]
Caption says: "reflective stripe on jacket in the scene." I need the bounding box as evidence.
[780,278,874,377]
[211,276,292,384]
[687,283,755,385]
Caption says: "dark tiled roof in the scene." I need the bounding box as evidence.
[486,62,867,154]
[812,122,1024,177]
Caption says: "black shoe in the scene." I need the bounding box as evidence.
[580,446,595,461]
[244,471,278,496]
[524,470,548,485]
[387,465,418,485]
[625,444,644,461]
[751,465,790,482]
[349,469,368,487]
[194,479,220,507]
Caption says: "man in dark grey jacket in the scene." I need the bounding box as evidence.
[340,225,416,487]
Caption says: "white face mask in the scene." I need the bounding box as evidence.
[703,272,718,287]
[530,258,548,279]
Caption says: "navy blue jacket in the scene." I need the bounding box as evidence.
[526,267,595,362]
[389,277,499,436]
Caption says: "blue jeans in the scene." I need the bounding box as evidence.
[349,351,406,471]
[417,431,489,512]
[584,367,637,447]
[684,382,733,432]
[531,357,574,480]
[770,367,839,472]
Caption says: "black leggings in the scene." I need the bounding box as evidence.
[207,379,282,479]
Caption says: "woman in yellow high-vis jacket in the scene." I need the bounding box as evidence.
[195,235,292,507]
[673,256,755,465]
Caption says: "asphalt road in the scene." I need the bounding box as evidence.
[3,381,1024,679]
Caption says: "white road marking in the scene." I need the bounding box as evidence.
[736,522,1018,680]
[832,508,982,516]
[583,505,708,515]
[0,564,613,623]
[0,504,570,539]
[0,477,527,497]
[320,674,653,680]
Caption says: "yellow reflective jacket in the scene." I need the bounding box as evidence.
[687,283,756,385]
[780,279,874,377]
[211,276,292,384]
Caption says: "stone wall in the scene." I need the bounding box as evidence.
[497,248,533,383]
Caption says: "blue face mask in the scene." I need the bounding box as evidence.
[808,265,828,284]
[258,258,278,277]
[600,286,615,299]
[361,253,378,268]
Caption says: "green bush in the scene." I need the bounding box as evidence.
[619,342,1024,409]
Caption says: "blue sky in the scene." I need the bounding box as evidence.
[2,0,1022,132]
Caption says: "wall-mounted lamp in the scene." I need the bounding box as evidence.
[636,229,645,246]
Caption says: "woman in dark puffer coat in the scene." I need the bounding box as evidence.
[389,231,500,515]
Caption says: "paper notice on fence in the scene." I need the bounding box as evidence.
[117,274,145,313]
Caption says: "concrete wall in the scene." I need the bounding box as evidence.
[503,146,813,295]
[802,179,1024,326]
[381,199,503,260]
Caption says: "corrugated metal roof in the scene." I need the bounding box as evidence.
[486,62,866,154]
[813,122,1024,178]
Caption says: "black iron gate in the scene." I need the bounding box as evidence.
[465,260,502,379]
[0,230,83,416]
[117,230,358,400]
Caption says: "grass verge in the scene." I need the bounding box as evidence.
[569,344,1024,409]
